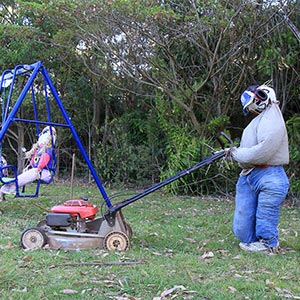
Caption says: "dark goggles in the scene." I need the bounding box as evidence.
[254,89,268,104]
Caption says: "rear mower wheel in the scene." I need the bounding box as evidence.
[20,227,47,250]
[104,231,129,251]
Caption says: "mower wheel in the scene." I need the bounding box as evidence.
[20,227,47,250]
[104,231,130,251]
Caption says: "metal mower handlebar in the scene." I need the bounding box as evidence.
[105,132,232,216]
[218,131,234,149]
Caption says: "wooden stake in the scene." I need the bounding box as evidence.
[70,153,75,199]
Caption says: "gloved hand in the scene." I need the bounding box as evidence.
[224,147,236,160]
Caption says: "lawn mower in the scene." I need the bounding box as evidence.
[0,61,232,251]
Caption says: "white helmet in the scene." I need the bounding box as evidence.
[240,84,277,115]
[38,126,56,146]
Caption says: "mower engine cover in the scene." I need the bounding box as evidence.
[46,213,73,227]
[50,199,99,220]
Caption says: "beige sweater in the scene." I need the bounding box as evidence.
[231,103,289,173]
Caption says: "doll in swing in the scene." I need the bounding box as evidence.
[0,126,56,200]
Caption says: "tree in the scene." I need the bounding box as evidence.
[1,0,299,194]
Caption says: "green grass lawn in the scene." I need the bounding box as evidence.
[1,182,300,300]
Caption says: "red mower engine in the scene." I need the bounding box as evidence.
[46,199,99,233]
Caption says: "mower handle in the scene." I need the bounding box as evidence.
[105,131,232,217]
[218,131,234,149]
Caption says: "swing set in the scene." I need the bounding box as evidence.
[0,61,111,204]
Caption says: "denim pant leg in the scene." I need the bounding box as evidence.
[232,175,258,243]
[254,166,289,247]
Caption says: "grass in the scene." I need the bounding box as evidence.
[1,181,300,300]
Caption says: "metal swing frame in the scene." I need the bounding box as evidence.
[0,61,111,203]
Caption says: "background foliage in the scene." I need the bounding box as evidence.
[0,0,299,197]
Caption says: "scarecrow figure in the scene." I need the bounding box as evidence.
[228,84,289,253]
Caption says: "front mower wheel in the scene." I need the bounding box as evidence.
[21,227,47,250]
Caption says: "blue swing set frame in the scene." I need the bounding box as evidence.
[0,61,112,206]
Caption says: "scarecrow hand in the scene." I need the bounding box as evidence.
[224,147,236,161]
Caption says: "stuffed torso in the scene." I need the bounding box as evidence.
[231,103,289,170]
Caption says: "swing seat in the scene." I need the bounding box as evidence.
[0,164,20,197]
[0,177,16,184]
[0,165,18,185]
[0,164,56,198]
[19,167,56,198]
[0,177,17,185]
[38,149,57,186]
[40,169,56,184]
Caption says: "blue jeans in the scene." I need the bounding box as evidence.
[232,166,289,247]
